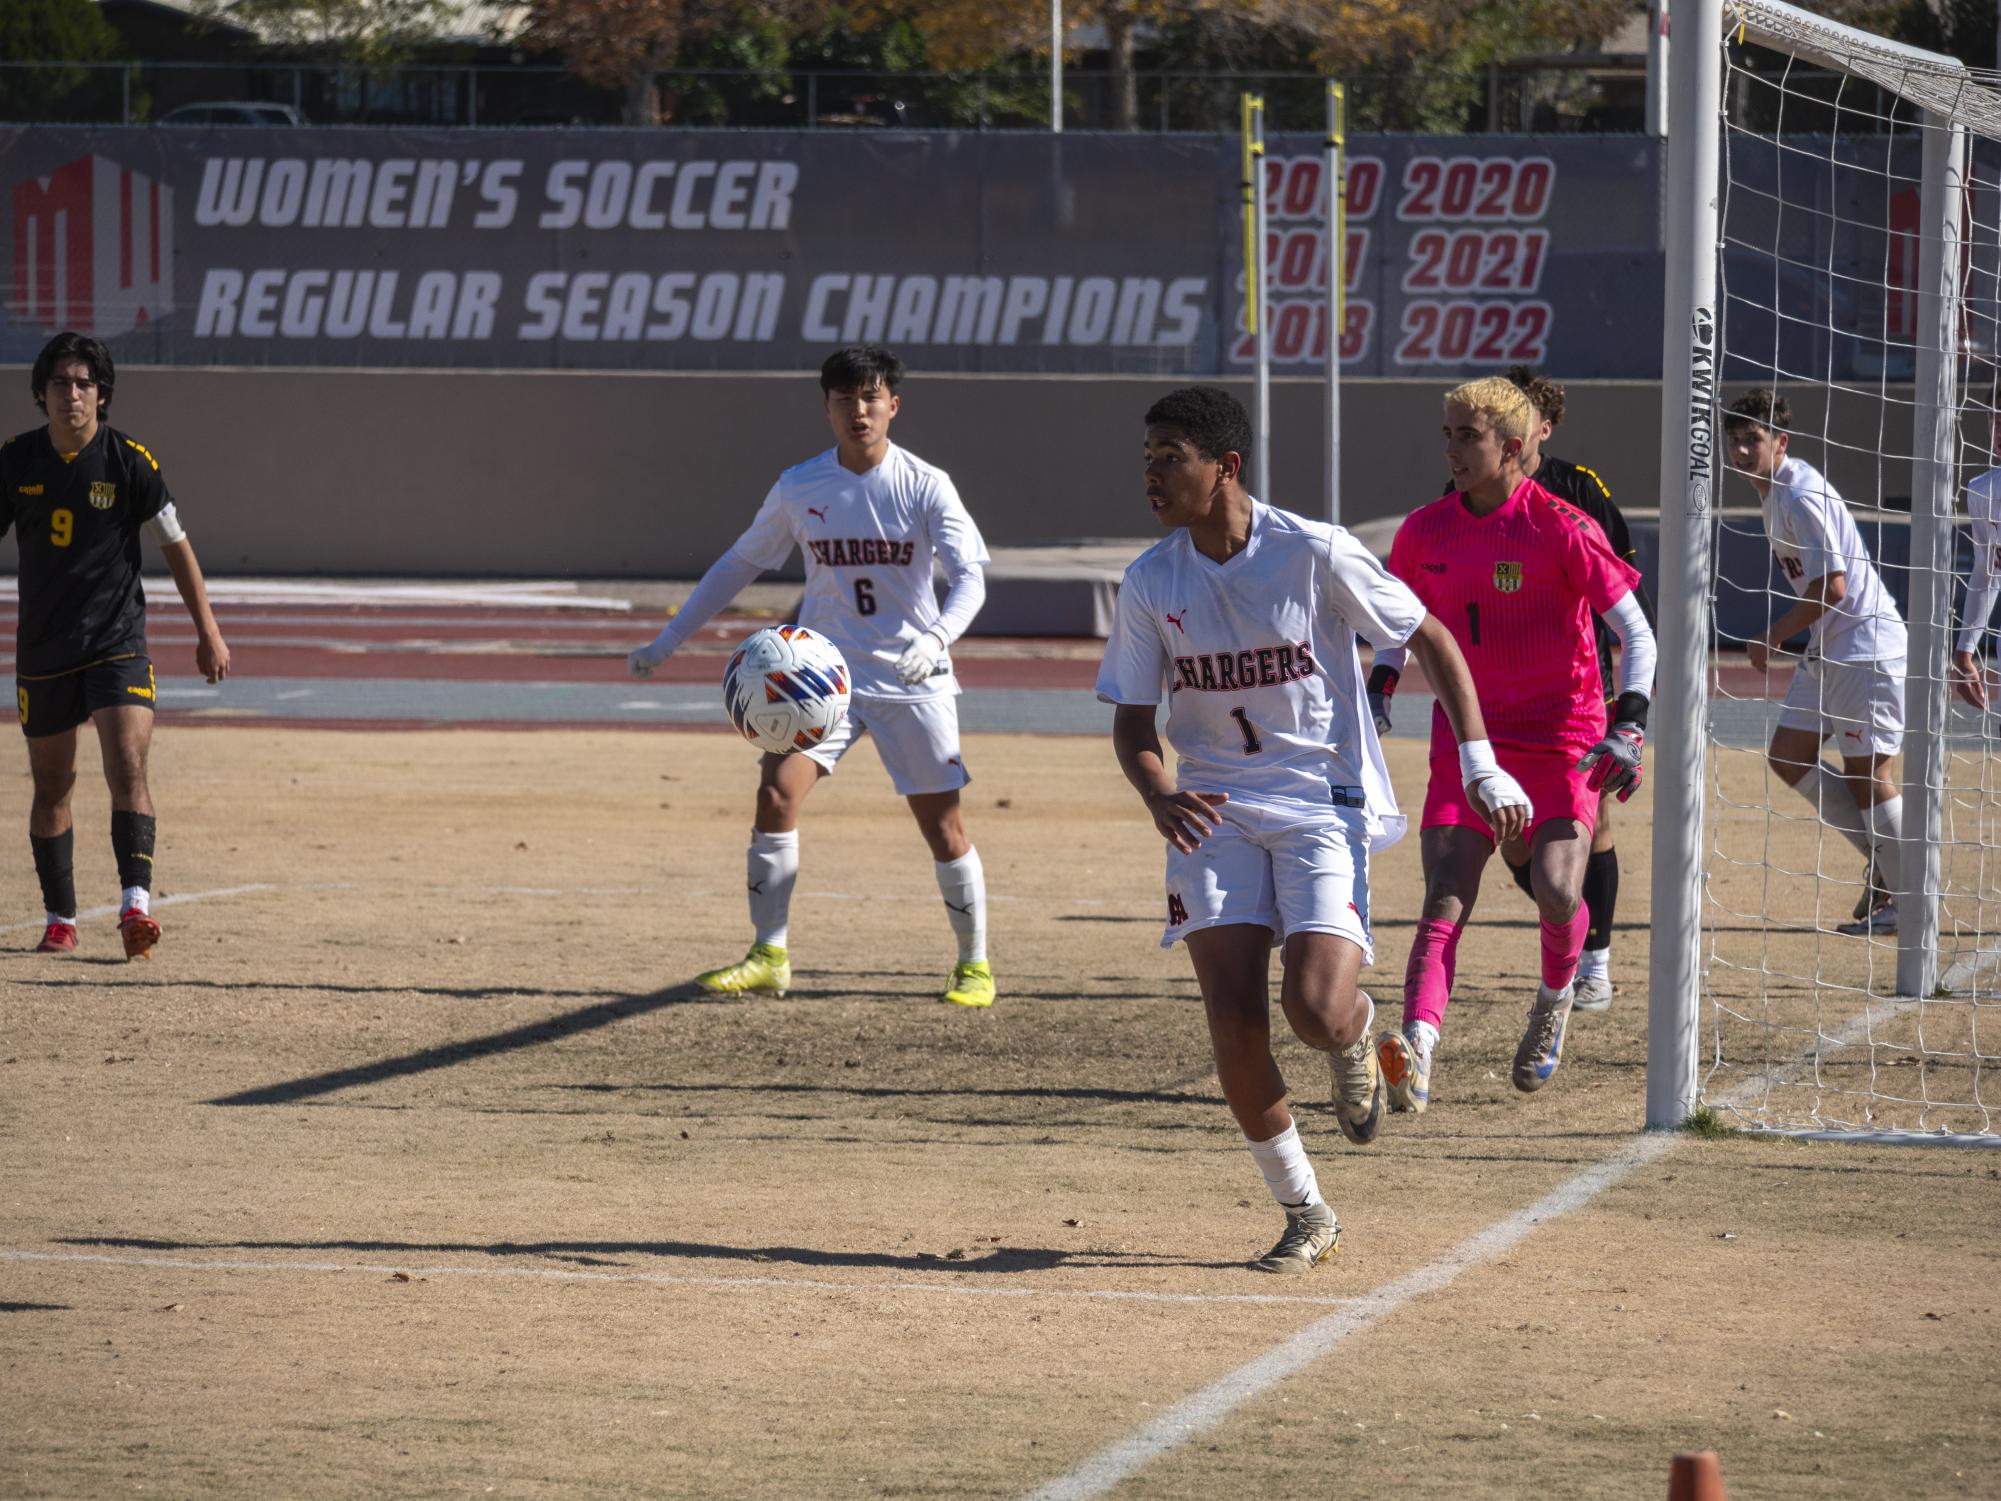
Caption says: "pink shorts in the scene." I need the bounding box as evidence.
[1422,746,1599,845]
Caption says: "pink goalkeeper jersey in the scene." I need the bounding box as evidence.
[1388,478,1641,759]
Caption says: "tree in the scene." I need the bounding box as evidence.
[522,0,824,125]
[0,0,122,122]
[859,0,1188,131]
[189,0,466,63]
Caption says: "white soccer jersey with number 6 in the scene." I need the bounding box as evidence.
[733,444,990,701]
[1096,501,1426,848]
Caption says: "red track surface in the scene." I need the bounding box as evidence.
[5,600,1777,707]
[6,607,1109,689]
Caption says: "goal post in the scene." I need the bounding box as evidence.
[1651,0,2001,1143]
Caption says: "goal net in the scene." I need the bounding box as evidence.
[1653,0,2001,1143]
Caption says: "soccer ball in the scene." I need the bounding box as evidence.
[722,625,851,755]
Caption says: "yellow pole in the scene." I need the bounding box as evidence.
[1329,81,1346,328]
[1240,92,1263,335]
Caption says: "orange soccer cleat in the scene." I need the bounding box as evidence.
[35,920,79,954]
[119,908,162,961]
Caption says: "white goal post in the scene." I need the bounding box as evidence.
[1651,0,2001,1143]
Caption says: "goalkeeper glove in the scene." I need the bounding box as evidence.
[895,628,948,686]
[1367,664,1399,735]
[1577,722,1646,801]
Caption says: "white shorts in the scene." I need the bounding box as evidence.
[801,693,969,796]
[1162,801,1373,961]
[1776,655,1905,757]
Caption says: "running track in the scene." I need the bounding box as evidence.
[0,580,1871,743]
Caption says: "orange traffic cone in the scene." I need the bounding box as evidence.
[1668,1451,1728,1501]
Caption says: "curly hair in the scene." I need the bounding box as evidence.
[1724,387,1791,434]
[1144,386,1254,475]
[1506,364,1565,428]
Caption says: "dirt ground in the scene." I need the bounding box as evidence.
[2,727,1997,1499]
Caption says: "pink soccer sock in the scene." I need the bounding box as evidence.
[1540,907,1591,991]
[1402,918,1462,1032]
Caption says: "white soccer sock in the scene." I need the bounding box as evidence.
[1867,795,1904,892]
[46,910,75,926]
[120,886,149,916]
[935,847,987,964]
[1246,1122,1324,1209]
[1793,765,1872,858]
[1578,947,1610,980]
[746,829,799,948]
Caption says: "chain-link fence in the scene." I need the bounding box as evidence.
[0,59,1653,134]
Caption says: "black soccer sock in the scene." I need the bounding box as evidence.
[31,831,76,917]
[1505,852,1535,899]
[110,810,157,893]
[1583,846,1620,955]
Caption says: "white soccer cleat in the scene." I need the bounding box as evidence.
[1837,902,1898,938]
[1512,983,1574,1093]
[1571,972,1614,1013]
[1250,1200,1338,1274]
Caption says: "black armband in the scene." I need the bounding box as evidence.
[1613,691,1651,731]
[1368,665,1401,696]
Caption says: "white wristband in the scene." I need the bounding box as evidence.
[1458,739,1499,785]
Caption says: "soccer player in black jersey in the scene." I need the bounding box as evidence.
[2,332,230,958]
[1374,364,1650,1012]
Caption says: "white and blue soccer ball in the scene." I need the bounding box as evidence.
[723,625,851,755]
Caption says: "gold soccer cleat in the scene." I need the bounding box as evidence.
[942,960,995,1008]
[696,943,790,996]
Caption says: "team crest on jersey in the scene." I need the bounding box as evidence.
[88,481,116,510]
[1493,560,1523,593]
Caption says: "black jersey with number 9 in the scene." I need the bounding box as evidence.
[0,424,173,677]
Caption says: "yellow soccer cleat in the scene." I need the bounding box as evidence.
[696,942,790,996]
[942,960,995,1008]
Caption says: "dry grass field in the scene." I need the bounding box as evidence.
[2,726,1997,1499]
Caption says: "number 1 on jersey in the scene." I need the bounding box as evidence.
[1466,600,1480,645]
[1229,706,1262,755]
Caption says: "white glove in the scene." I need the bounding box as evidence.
[895,628,947,686]
[628,635,673,678]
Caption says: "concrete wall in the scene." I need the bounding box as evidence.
[0,369,1926,577]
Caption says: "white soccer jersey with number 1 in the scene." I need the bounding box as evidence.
[1096,501,1427,848]
[733,444,991,701]
[1763,454,1906,663]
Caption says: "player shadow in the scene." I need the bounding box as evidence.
[205,980,718,1107]
[0,1302,71,1312]
[62,1233,1250,1274]
[59,1232,1098,1275]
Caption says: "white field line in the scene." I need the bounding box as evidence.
[0,1249,1360,1311]
[1013,999,1922,1501]
[0,882,278,936]
[1016,1132,1683,1501]
[1,882,352,936]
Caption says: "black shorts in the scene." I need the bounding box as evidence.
[16,654,156,738]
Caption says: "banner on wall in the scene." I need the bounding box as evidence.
[1,125,1670,376]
